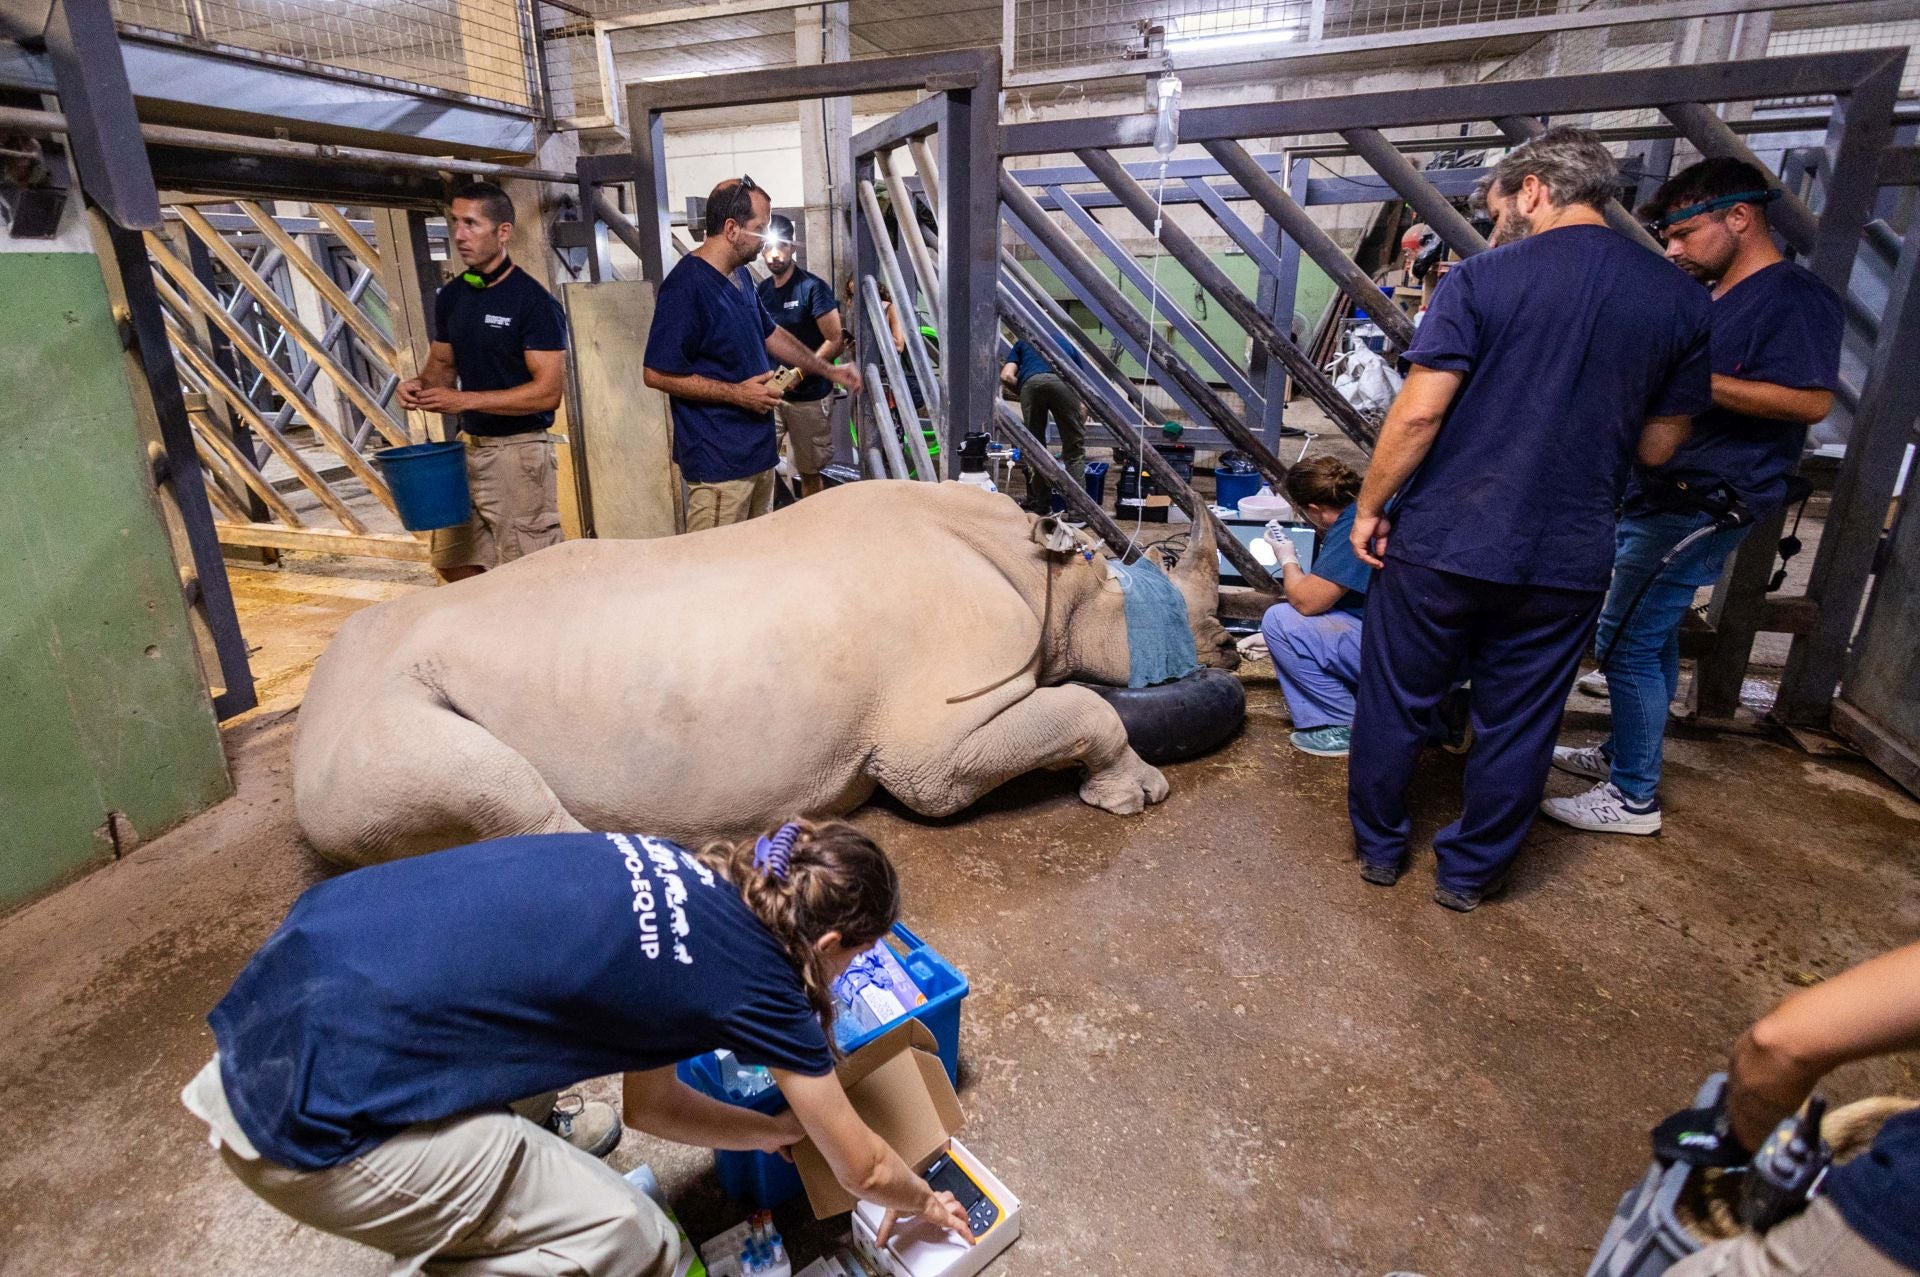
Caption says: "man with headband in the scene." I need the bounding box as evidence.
[645,177,861,531]
[1543,157,1842,838]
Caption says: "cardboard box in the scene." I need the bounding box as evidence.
[792,1021,965,1218]
[849,1140,1022,1277]
[790,1022,1020,1275]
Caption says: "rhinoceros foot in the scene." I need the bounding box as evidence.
[1078,749,1170,815]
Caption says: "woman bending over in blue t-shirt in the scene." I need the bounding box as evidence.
[183,820,974,1277]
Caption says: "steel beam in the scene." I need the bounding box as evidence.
[1181,178,1288,280]
[1044,183,1264,414]
[999,294,1279,592]
[1340,128,1488,259]
[851,94,946,159]
[1076,147,1379,451]
[38,0,160,229]
[1000,177,1276,469]
[999,51,1903,156]
[1203,139,1414,352]
[878,148,942,317]
[992,400,1135,560]
[1774,185,1920,725]
[640,48,990,112]
[939,65,1001,467]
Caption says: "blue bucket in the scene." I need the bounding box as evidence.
[1214,467,1263,511]
[374,441,471,531]
[1084,460,1110,504]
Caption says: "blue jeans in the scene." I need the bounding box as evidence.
[1261,603,1364,731]
[1596,510,1752,803]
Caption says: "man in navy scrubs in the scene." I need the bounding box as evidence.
[1542,158,1843,837]
[644,178,861,531]
[758,214,846,499]
[1345,126,1712,912]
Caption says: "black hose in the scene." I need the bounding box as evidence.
[1594,510,1752,674]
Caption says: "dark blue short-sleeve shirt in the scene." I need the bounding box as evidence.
[1393,225,1714,592]
[432,267,568,438]
[1629,259,1843,517]
[1826,1107,1920,1270]
[209,832,833,1171]
[644,257,779,483]
[1313,504,1371,615]
[757,268,840,402]
[1007,339,1055,389]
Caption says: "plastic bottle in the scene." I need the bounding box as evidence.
[1151,74,1182,158]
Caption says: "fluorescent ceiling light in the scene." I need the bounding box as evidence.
[1166,25,1301,51]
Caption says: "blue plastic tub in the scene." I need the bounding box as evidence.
[1084,460,1110,504]
[373,441,471,531]
[1214,468,1262,511]
[677,923,969,1208]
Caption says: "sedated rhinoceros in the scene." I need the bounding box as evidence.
[294,480,1239,865]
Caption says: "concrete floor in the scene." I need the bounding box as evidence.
[5,523,1918,1277]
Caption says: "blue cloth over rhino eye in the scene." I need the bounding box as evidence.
[1111,557,1200,689]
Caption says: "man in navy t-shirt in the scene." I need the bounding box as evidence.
[1345,126,1712,911]
[398,181,569,583]
[758,214,846,499]
[644,178,860,531]
[1543,158,1843,838]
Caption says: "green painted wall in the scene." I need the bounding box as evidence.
[1019,251,1336,388]
[0,248,231,909]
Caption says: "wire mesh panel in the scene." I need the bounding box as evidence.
[1011,0,1314,78]
[111,0,540,110]
[540,1,604,120]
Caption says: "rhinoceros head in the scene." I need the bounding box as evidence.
[1169,507,1240,671]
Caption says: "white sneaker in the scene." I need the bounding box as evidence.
[1552,742,1611,781]
[1576,670,1609,697]
[1540,782,1662,835]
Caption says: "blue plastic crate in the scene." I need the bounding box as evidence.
[676,923,969,1209]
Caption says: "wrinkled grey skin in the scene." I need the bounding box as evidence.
[294,480,1236,866]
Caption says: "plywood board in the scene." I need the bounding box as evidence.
[562,279,681,540]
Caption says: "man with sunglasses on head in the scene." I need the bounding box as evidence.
[645,177,861,530]
[758,214,846,500]
[1541,157,1843,838]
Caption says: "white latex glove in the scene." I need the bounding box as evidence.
[1263,521,1299,567]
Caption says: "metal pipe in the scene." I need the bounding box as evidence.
[268,263,376,435]
[861,275,938,482]
[1340,126,1490,258]
[0,103,577,185]
[855,176,943,421]
[1076,147,1379,452]
[909,136,942,213]
[863,361,913,480]
[590,189,651,262]
[877,148,943,317]
[1202,138,1415,352]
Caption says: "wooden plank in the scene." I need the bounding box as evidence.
[176,207,411,450]
[560,278,680,539]
[236,200,399,367]
[312,202,384,275]
[214,521,431,562]
[183,399,307,527]
[161,303,369,532]
[145,231,399,517]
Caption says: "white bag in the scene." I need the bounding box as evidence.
[1329,345,1403,419]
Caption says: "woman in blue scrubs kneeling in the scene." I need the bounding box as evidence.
[1259,457,1378,758]
[183,820,973,1276]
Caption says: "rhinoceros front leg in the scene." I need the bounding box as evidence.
[878,684,1169,818]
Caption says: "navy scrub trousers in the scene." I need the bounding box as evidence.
[1348,559,1604,894]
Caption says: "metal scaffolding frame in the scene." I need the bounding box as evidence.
[816,44,1915,718]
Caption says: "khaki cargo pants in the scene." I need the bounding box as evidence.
[684,468,774,532]
[193,1066,676,1277]
[431,431,563,572]
[1667,1198,1912,1277]
[774,397,835,476]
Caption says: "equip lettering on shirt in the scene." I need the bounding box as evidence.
[607,833,695,964]
[484,314,513,329]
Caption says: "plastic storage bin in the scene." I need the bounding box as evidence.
[1213,467,1262,511]
[677,923,970,1208]
[1585,1073,1721,1277]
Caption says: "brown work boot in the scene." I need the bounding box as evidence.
[543,1093,622,1159]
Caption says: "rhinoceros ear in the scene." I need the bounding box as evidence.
[1176,504,1221,594]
